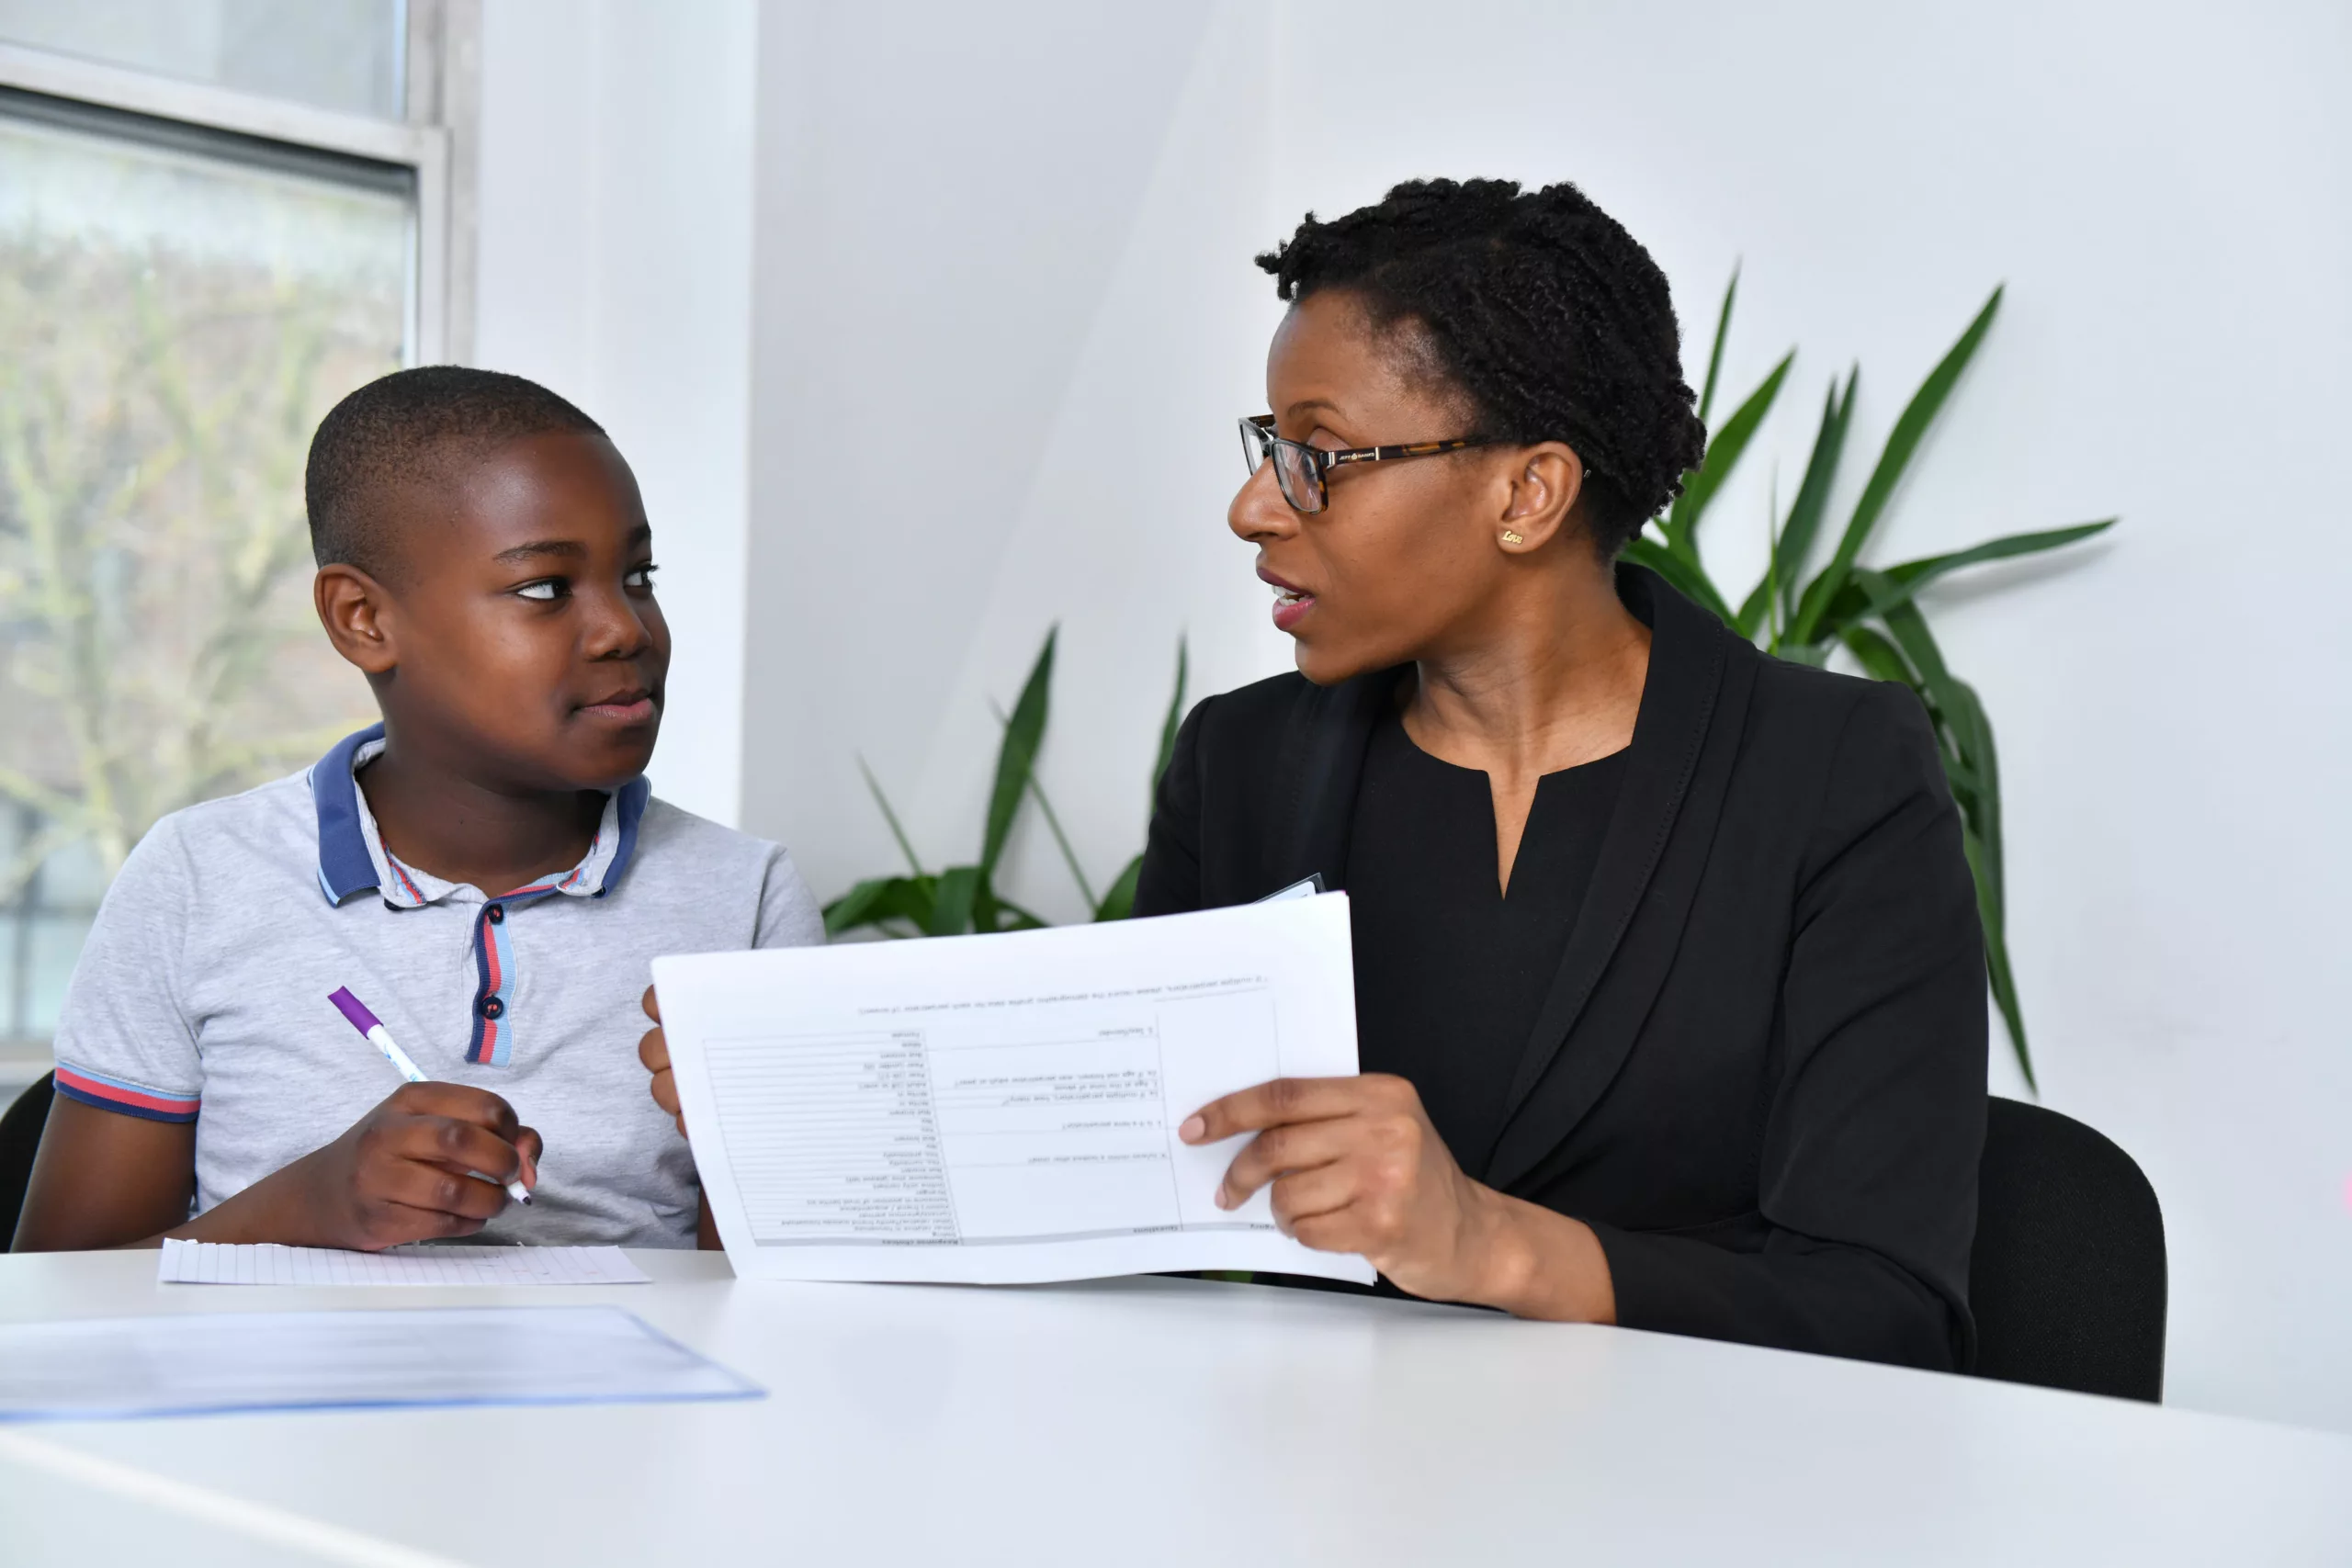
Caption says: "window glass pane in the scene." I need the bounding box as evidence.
[36,837,106,908]
[0,105,400,1051]
[0,912,17,1039]
[0,0,404,121]
[25,911,88,1036]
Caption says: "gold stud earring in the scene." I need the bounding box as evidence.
[1501,530,1524,545]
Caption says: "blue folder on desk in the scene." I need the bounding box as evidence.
[0,1305,761,1423]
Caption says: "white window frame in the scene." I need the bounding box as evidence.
[0,0,479,361]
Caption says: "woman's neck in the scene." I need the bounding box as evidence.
[1402,555,1651,790]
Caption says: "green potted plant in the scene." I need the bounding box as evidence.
[1622,274,2114,1087]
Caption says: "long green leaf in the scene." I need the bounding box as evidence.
[1094,854,1144,922]
[1965,827,2034,1092]
[1883,518,2114,590]
[981,628,1056,875]
[1737,373,1854,637]
[1020,773,1096,909]
[822,874,935,939]
[1862,572,1979,797]
[991,893,1051,931]
[1623,535,1736,626]
[1090,640,1193,925]
[1781,368,1858,603]
[1860,575,2032,1086]
[1152,637,1189,800]
[857,755,924,877]
[1790,288,2004,646]
[930,864,982,936]
[989,692,1099,909]
[1940,670,2004,915]
[1811,519,2115,637]
[1696,265,1738,427]
[822,876,897,936]
[1668,351,1792,556]
[1838,623,1917,686]
[1742,369,1858,637]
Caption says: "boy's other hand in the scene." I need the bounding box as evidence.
[639,985,685,1139]
[279,1083,541,1251]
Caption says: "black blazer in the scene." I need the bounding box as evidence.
[1136,567,1987,1371]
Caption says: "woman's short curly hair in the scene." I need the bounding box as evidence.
[1256,177,1705,557]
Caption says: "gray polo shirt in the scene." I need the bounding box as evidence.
[51,723,824,1247]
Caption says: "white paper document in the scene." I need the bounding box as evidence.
[157,1240,651,1286]
[652,895,1375,1286]
[0,1306,758,1422]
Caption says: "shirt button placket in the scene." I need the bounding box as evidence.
[472,901,514,1064]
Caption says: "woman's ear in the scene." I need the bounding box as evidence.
[314,565,399,677]
[1496,442,1585,555]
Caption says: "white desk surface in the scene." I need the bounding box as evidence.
[3,1248,2348,1567]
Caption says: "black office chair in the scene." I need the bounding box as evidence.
[0,1070,55,1247]
[1970,1096,2166,1403]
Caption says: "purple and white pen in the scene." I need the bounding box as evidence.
[328,986,533,1205]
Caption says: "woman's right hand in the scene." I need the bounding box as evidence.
[639,984,685,1138]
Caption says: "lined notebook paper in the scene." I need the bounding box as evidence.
[158,1240,651,1286]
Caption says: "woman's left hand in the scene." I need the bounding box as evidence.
[1180,1073,1502,1303]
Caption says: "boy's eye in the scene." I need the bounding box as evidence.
[625,563,660,591]
[514,579,566,602]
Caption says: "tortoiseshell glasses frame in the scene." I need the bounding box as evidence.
[1238,414,1487,514]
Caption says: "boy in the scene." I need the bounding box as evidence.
[11,367,821,1251]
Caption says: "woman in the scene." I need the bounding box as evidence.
[1143,178,1985,1370]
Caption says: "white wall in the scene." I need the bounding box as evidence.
[742,0,1288,919]
[474,0,757,826]
[553,0,2350,1432]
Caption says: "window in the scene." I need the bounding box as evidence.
[0,4,472,1082]
[0,0,406,119]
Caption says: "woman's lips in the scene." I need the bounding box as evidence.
[1259,569,1317,634]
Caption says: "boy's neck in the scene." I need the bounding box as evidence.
[356,744,606,897]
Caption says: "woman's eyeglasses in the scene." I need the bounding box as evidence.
[1238,414,1487,514]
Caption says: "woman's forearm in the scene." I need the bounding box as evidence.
[1461,1186,1619,1324]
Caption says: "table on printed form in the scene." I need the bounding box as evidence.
[3,1249,2349,1567]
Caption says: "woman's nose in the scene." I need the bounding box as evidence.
[1228,461,1297,544]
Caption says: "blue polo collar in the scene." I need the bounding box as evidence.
[310,723,650,906]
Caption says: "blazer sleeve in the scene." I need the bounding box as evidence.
[1587,682,1988,1371]
[1133,697,1211,919]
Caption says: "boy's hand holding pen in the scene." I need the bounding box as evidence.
[298,1079,541,1250]
[306,985,540,1247]
[195,1077,541,1252]
[192,988,541,1251]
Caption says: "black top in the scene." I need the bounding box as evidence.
[1350,708,1627,1178]
[1135,567,1987,1372]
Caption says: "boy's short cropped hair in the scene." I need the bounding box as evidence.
[304,366,605,582]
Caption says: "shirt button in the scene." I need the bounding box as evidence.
[480,997,505,1020]
[486,904,504,924]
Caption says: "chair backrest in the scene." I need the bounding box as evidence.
[1970,1096,2166,1402]
[0,1071,55,1248]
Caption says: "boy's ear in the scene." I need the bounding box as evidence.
[314,565,399,676]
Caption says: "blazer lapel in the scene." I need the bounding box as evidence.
[1479,568,1749,1189]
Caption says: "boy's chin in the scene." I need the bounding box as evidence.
[554,728,660,791]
